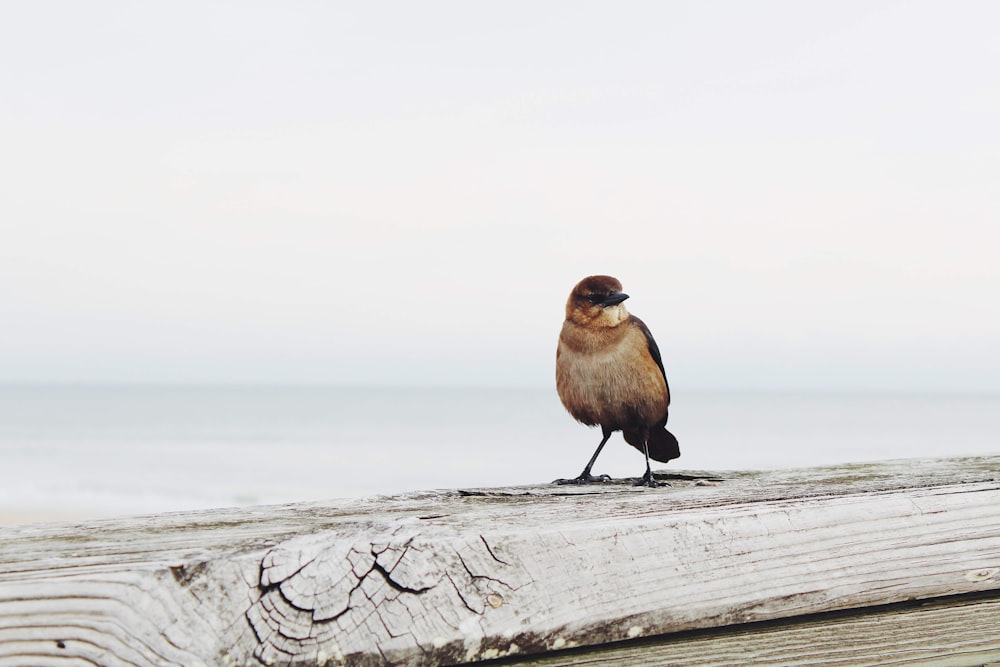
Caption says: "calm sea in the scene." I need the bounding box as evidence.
[0,386,997,522]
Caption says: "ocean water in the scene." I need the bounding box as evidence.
[0,386,997,522]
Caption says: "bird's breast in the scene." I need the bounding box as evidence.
[556,322,668,429]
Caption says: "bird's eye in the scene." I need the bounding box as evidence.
[586,293,604,305]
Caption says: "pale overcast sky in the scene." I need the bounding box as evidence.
[1,1,998,391]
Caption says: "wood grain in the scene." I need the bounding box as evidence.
[499,593,1000,666]
[0,456,998,666]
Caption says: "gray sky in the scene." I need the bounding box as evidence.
[2,1,998,391]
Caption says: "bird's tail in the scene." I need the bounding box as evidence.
[646,426,680,463]
[623,424,680,463]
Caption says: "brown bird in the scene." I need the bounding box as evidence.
[555,275,679,487]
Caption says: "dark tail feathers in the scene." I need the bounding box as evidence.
[623,426,680,463]
[647,426,680,462]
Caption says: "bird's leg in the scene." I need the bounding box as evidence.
[634,440,663,488]
[554,430,613,484]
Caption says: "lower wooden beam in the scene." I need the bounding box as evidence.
[494,592,1000,667]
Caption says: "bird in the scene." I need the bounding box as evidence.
[555,275,679,487]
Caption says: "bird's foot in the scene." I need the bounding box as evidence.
[634,470,667,488]
[553,472,612,485]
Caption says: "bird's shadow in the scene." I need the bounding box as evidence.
[618,472,725,486]
[452,473,726,499]
[548,471,725,490]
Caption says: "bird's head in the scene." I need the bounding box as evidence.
[565,275,630,327]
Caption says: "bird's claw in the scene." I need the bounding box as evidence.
[634,471,667,488]
[553,472,612,485]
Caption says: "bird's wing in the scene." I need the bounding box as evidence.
[630,315,670,400]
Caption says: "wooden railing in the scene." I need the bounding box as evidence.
[1,456,999,666]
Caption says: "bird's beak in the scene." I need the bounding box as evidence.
[600,292,629,306]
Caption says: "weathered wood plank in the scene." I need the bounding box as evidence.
[493,593,1000,667]
[0,456,998,666]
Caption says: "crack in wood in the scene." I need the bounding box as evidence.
[369,547,435,597]
[245,528,504,665]
[454,550,514,594]
[445,571,481,616]
[480,535,511,566]
[457,490,535,498]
